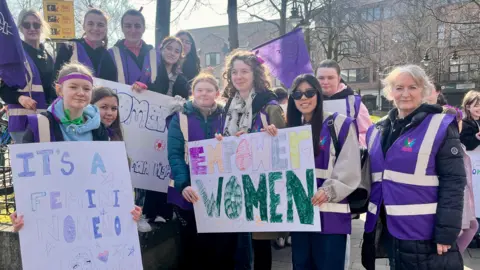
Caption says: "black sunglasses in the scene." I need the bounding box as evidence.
[291,89,317,100]
[22,22,41,30]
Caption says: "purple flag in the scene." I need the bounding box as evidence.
[252,28,313,88]
[0,0,28,89]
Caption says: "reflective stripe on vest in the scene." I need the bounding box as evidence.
[368,127,383,184]
[8,108,47,116]
[36,114,51,142]
[149,49,157,83]
[179,112,189,165]
[71,42,79,62]
[17,84,43,93]
[314,112,345,180]
[383,115,445,219]
[315,113,351,218]
[368,201,377,215]
[111,47,158,85]
[347,95,356,118]
[111,47,126,84]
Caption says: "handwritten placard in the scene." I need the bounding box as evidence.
[323,99,347,116]
[94,78,175,193]
[9,141,143,270]
[189,126,320,233]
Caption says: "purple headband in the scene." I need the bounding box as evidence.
[58,73,93,84]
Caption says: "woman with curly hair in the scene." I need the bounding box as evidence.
[217,49,286,270]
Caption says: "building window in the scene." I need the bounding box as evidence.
[449,55,479,82]
[205,52,221,66]
[339,40,357,55]
[360,7,382,21]
[341,68,370,83]
[450,24,475,46]
[437,24,445,47]
[359,39,371,53]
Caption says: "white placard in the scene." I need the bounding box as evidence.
[323,99,347,116]
[94,78,176,193]
[9,141,143,270]
[468,149,480,217]
[188,126,321,233]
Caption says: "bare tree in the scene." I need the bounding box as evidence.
[239,0,289,35]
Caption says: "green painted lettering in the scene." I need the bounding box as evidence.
[224,176,243,219]
[286,169,314,224]
[196,177,224,217]
[242,174,268,221]
[268,172,283,223]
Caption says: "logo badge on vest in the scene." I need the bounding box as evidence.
[401,137,416,152]
[319,136,327,149]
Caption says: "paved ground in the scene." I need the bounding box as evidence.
[272,216,480,270]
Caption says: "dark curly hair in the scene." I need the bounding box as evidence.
[222,49,272,98]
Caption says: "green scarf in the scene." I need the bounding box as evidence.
[61,109,84,125]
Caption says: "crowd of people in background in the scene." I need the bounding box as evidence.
[3,6,480,270]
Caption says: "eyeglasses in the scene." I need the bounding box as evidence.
[291,89,317,100]
[22,22,41,30]
[180,39,192,45]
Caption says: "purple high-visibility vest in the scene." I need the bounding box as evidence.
[315,112,355,234]
[365,113,455,240]
[167,111,224,210]
[108,45,158,85]
[70,42,102,77]
[7,53,48,132]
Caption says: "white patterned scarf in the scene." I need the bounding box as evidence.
[223,90,256,136]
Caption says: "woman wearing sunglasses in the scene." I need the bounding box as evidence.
[54,8,117,81]
[0,9,56,144]
[286,74,361,270]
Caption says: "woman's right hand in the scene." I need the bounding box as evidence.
[182,186,200,203]
[215,133,224,141]
[10,212,24,232]
[18,96,37,110]
[132,81,148,93]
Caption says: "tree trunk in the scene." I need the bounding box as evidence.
[227,0,239,51]
[156,0,171,48]
[279,0,287,35]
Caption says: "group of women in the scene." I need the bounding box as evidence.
[3,6,475,270]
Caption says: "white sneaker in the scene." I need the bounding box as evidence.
[154,216,167,223]
[276,237,285,248]
[287,236,292,245]
[137,216,152,232]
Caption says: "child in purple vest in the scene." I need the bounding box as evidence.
[54,8,117,82]
[361,65,465,270]
[285,74,361,270]
[167,72,240,269]
[0,9,56,144]
[216,49,286,270]
[10,62,142,231]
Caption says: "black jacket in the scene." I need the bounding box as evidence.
[0,42,56,105]
[149,62,190,99]
[23,111,109,143]
[54,39,117,81]
[460,118,480,151]
[362,104,465,270]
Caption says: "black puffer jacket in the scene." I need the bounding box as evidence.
[362,104,465,270]
[460,118,480,151]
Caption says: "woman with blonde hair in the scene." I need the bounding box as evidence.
[361,65,465,270]
[0,9,56,144]
[460,90,480,150]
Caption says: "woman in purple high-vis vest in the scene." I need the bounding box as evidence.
[0,9,56,144]
[286,74,361,270]
[54,8,117,82]
[361,65,465,270]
